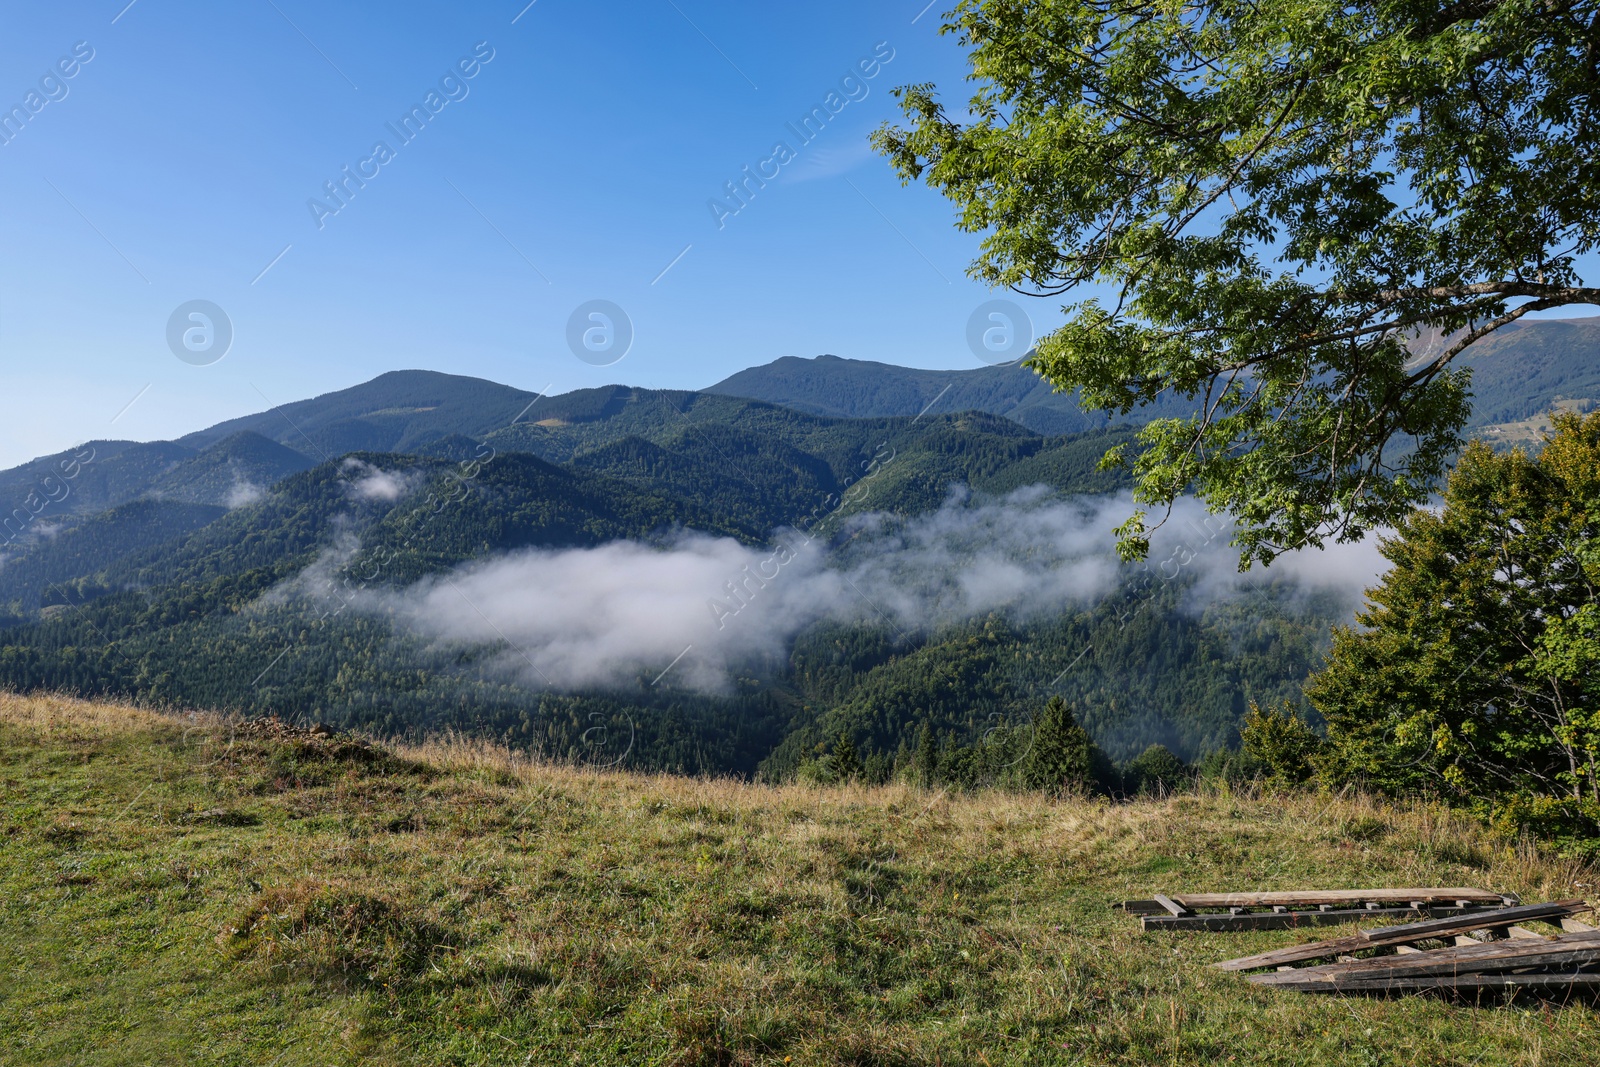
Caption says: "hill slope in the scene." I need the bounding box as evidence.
[4,693,1593,1067]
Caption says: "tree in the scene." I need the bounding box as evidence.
[1020,695,1094,792]
[1306,412,1600,845]
[1240,701,1323,785]
[1124,744,1190,795]
[914,722,938,788]
[876,0,1600,565]
[832,733,862,781]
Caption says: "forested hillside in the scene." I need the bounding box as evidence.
[36,336,1589,776]
[706,354,1163,435]
[0,364,1440,775]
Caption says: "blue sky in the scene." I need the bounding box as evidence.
[0,0,1042,468]
[5,3,1595,471]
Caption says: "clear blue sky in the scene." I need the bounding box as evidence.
[6,3,1594,471]
[0,0,1042,468]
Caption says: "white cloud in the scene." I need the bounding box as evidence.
[225,478,265,509]
[341,458,416,503]
[331,487,1391,695]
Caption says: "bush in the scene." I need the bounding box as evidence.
[1123,744,1190,796]
[1240,701,1323,785]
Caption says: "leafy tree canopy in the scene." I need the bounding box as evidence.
[1240,700,1321,785]
[876,0,1600,565]
[1307,412,1600,847]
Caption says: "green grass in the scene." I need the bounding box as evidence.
[2,692,1596,1066]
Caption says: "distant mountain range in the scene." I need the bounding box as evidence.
[14,313,1590,517]
[707,355,1171,435]
[0,322,1591,776]
[706,317,1600,436]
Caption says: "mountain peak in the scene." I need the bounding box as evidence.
[707,354,1125,435]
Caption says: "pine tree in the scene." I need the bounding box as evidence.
[1125,744,1190,796]
[831,733,861,782]
[1020,696,1092,794]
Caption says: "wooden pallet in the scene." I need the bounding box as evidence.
[1210,899,1600,994]
[1120,887,1518,931]
[1214,900,1593,970]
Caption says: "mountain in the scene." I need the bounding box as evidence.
[0,432,314,527]
[4,376,1133,545]
[0,499,226,613]
[0,439,194,520]
[0,324,1592,776]
[146,432,316,506]
[707,320,1600,437]
[0,402,1199,760]
[707,354,1150,435]
[7,315,1589,520]
[1450,317,1600,444]
[176,369,541,456]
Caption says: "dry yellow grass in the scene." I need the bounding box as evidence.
[396,719,1596,909]
[0,689,178,735]
[2,690,1596,1066]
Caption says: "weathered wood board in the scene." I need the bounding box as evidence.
[1169,888,1512,909]
[1214,901,1591,971]
[1247,931,1600,991]
[1121,887,1514,916]
[1140,904,1507,932]
[1256,971,1600,994]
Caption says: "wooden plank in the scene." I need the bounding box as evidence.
[1149,905,1497,932]
[1248,931,1600,986]
[1351,901,1591,942]
[1507,926,1546,940]
[1213,901,1590,971]
[1254,971,1600,994]
[1247,932,1600,986]
[1151,893,1189,917]
[1169,888,1510,909]
[1562,918,1597,933]
[1393,944,1424,954]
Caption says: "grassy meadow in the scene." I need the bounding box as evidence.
[1,691,1595,1066]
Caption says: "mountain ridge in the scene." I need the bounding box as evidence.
[705,319,1600,434]
[6,315,1595,489]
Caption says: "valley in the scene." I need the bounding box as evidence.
[1,338,1588,781]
